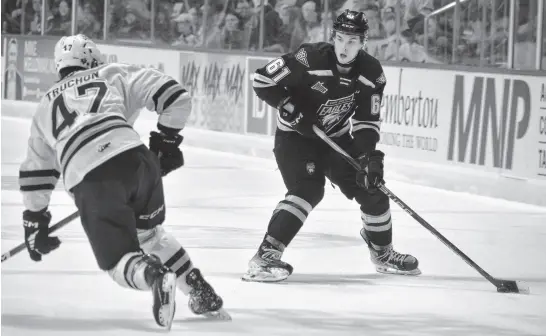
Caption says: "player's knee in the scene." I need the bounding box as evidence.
[137,226,194,290]
[138,226,184,261]
[275,185,324,224]
[292,184,324,208]
[107,252,150,290]
[355,190,389,215]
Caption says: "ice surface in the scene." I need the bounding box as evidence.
[2,116,546,336]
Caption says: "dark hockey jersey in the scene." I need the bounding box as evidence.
[252,42,385,154]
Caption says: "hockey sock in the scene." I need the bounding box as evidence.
[361,209,393,249]
[164,246,194,294]
[108,252,154,290]
[267,195,313,246]
[138,226,195,295]
[263,233,287,252]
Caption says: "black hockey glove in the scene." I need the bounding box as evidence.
[278,98,317,138]
[149,125,184,176]
[23,208,61,262]
[356,150,385,193]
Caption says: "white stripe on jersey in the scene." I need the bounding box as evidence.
[352,120,381,135]
[253,73,277,88]
[307,70,333,76]
[358,75,376,88]
[329,121,350,137]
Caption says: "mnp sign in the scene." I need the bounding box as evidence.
[446,72,545,180]
[245,56,276,135]
[448,75,531,170]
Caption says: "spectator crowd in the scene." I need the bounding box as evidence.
[2,0,545,68]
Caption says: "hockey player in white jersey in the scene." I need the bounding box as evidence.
[18,34,229,329]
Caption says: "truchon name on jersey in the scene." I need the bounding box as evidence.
[46,71,99,101]
[317,93,356,132]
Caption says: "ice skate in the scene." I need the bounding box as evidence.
[144,255,177,330]
[186,268,231,320]
[360,229,421,275]
[242,238,294,282]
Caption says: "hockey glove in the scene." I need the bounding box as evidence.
[23,208,61,262]
[278,98,317,138]
[356,150,385,193]
[149,126,184,176]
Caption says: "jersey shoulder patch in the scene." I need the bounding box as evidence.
[294,48,310,68]
[375,72,386,85]
[293,42,332,69]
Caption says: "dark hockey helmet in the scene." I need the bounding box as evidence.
[332,10,369,42]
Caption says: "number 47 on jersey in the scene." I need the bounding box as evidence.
[52,81,108,139]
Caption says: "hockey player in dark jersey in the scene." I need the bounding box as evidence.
[242,10,420,282]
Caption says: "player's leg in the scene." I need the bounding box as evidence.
[242,130,326,282]
[325,137,420,275]
[71,146,176,329]
[357,192,420,275]
[133,147,227,319]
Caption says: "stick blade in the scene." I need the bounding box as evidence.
[496,280,530,294]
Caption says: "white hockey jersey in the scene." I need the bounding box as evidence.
[19,63,191,211]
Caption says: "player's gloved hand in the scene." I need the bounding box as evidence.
[356,150,385,193]
[23,208,61,262]
[278,98,317,137]
[149,124,184,176]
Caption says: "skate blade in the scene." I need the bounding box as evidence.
[203,308,232,321]
[159,273,177,331]
[241,268,290,283]
[376,265,422,276]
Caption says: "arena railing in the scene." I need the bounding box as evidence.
[1,0,544,71]
[424,0,544,70]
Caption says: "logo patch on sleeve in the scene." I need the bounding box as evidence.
[376,72,386,85]
[311,81,328,94]
[295,48,310,68]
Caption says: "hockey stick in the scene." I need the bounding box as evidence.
[1,211,80,263]
[312,125,529,294]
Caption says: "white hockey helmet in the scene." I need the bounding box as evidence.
[54,34,104,78]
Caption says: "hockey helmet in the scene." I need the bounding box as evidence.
[332,10,369,41]
[54,34,104,78]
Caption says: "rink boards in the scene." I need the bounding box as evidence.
[1,35,545,205]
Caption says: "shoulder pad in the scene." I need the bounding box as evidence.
[356,51,385,86]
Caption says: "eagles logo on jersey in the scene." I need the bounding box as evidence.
[317,93,356,132]
[252,42,385,153]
